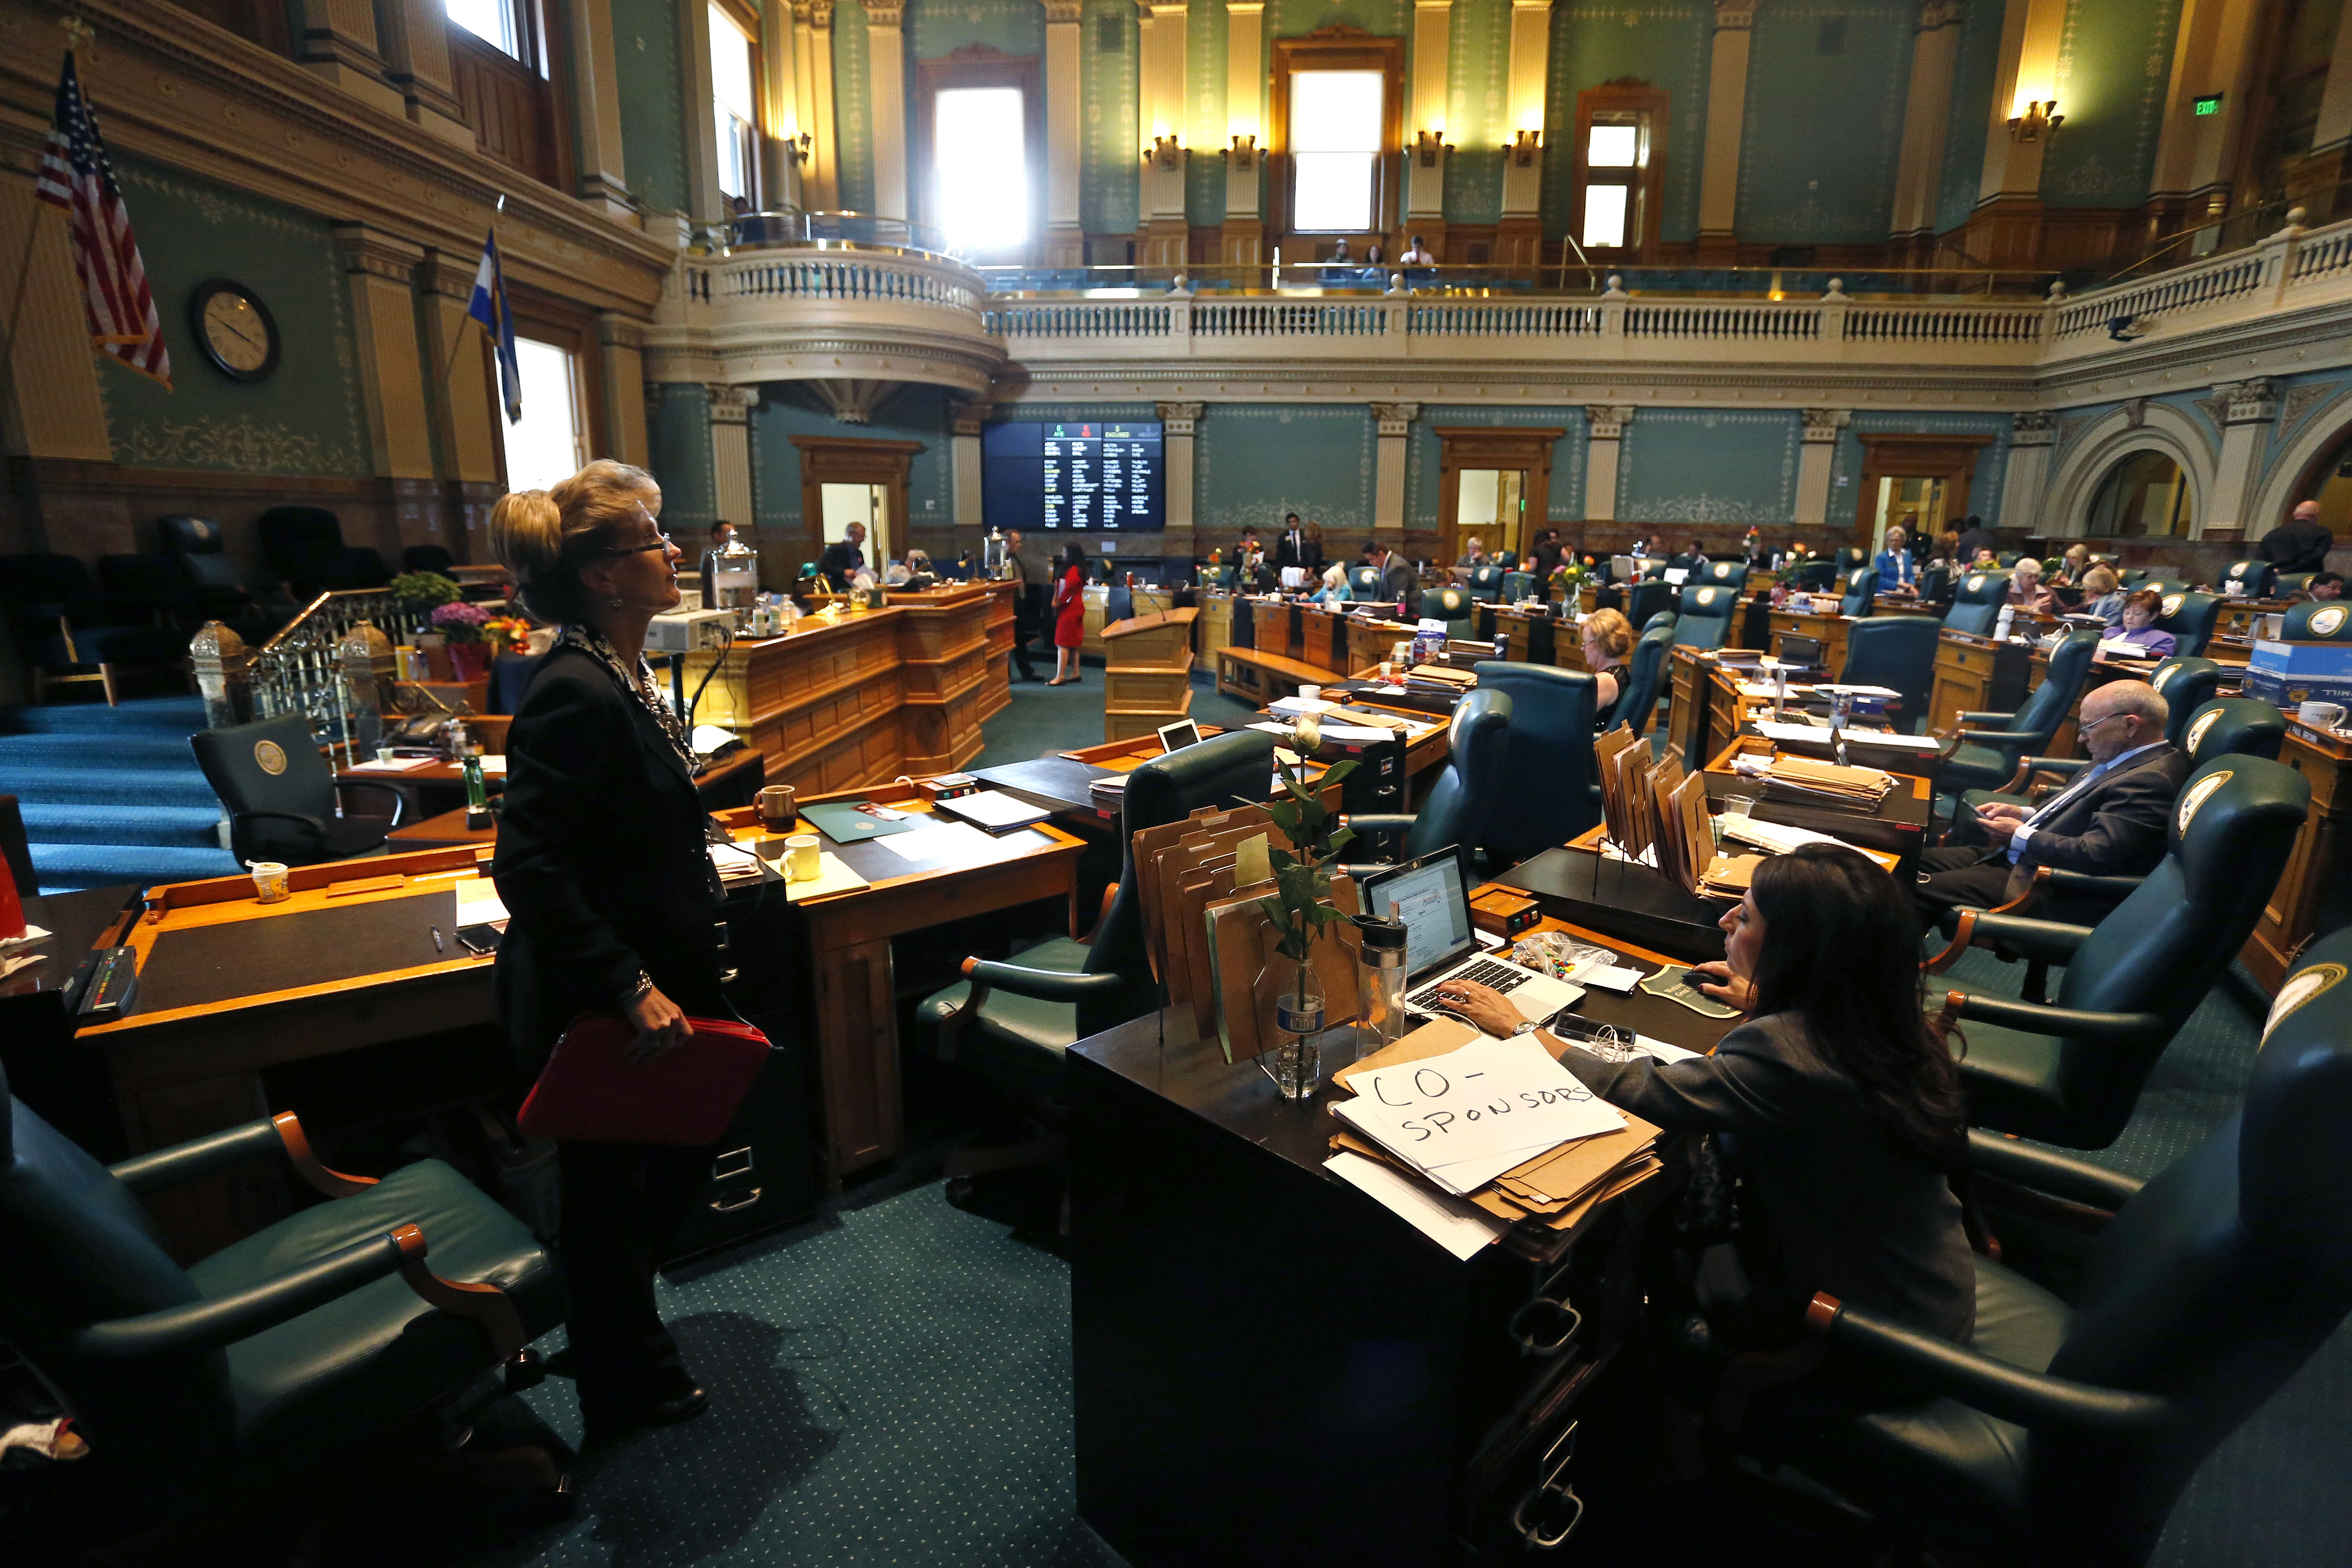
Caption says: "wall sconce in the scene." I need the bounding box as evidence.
[788,131,812,166]
[2007,101,2063,142]
[1508,127,1542,167]
[1415,128,1450,167]
[1228,133,1256,169]
[1143,134,1183,170]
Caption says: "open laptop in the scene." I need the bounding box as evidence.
[1358,851,1586,1024]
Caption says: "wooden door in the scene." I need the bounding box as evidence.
[789,435,925,583]
[1852,435,1994,552]
[1434,427,1564,567]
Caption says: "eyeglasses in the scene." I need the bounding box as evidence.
[2078,712,2135,735]
[602,532,674,558]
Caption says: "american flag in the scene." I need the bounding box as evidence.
[35,51,171,388]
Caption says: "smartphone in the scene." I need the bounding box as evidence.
[455,921,505,957]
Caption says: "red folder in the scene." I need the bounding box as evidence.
[518,1013,773,1146]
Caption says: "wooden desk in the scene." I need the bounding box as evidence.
[2244,717,2352,990]
[1701,735,1935,881]
[1666,650,1751,767]
[1767,606,1854,674]
[1070,916,1735,1567]
[1102,608,1197,741]
[382,750,768,849]
[1927,631,2032,735]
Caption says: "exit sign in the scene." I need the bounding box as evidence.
[2194,94,2224,116]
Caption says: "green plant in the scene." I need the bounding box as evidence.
[388,571,462,608]
[1255,741,1360,970]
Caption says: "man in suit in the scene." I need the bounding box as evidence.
[818,521,867,589]
[1363,539,1416,603]
[1003,528,1039,681]
[1913,680,2183,926]
[1274,512,1322,580]
[1954,515,1996,567]
[2261,499,2336,574]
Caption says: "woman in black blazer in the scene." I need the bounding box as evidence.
[1435,844,1975,1348]
[490,460,723,1445]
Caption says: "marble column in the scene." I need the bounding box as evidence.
[681,0,726,226]
[1583,406,1632,523]
[1406,0,1451,247]
[1887,2,1963,261]
[0,168,112,469]
[332,225,437,489]
[414,248,505,547]
[1967,0,2068,267]
[288,0,405,118]
[374,0,473,147]
[1223,0,1264,266]
[710,386,758,531]
[1157,402,1203,542]
[2294,0,2352,204]
[2000,411,2055,534]
[1695,1,1756,266]
[1371,403,1419,533]
[1140,0,1191,266]
[862,0,911,222]
[799,0,841,211]
[760,0,806,212]
[571,0,635,220]
[952,400,990,534]
[2148,0,2264,231]
[1497,0,1551,266]
[2205,378,2278,542]
[1796,409,1849,528]
[597,313,651,466]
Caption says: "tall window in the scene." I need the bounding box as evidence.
[1573,82,1666,261]
[1289,71,1385,232]
[447,0,520,57]
[933,87,1028,251]
[711,5,759,207]
[2086,451,2191,538]
[498,339,588,494]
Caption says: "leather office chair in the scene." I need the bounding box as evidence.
[920,733,1278,1167]
[2284,599,2352,639]
[1769,927,2352,1567]
[2216,558,2277,598]
[1787,560,1839,591]
[157,514,272,634]
[0,1063,568,1509]
[1699,559,1749,592]
[2178,696,2287,763]
[1924,754,2308,1147]
[402,544,456,575]
[1348,565,1387,600]
[1917,563,1953,603]
[2141,654,2221,748]
[1838,615,1939,732]
[1838,569,1878,619]
[98,554,206,630]
[189,713,406,866]
[1614,621,1677,736]
[2275,570,2318,597]
[1341,687,1513,886]
[1625,579,1677,629]
[1419,586,1475,640]
[0,553,187,706]
[1494,551,1518,569]
[1995,550,2021,567]
[1465,564,1506,603]
[1940,568,2011,637]
[1670,583,1736,650]
[1105,583,1134,624]
[1835,547,1869,575]
[2152,590,2221,657]
[2116,566,2147,586]
[1471,663,1599,861]
[1499,570,1536,603]
[1934,627,2101,809]
[257,505,387,596]
[1200,564,1235,591]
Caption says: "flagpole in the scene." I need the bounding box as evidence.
[0,199,54,400]
[440,193,505,384]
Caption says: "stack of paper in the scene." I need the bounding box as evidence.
[1762,755,1896,810]
[1721,816,1846,856]
[935,789,1052,833]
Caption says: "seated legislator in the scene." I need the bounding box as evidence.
[2078,564,2125,624]
[2107,587,2177,657]
[1912,679,2182,924]
[1875,525,1919,594]
[2005,557,2054,615]
[1435,845,1975,1347]
[1580,607,1635,726]
[2298,570,2345,603]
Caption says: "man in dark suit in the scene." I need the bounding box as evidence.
[1954,515,1997,567]
[1913,680,2183,926]
[817,521,867,589]
[1274,512,1323,580]
[1363,539,1416,603]
[2261,500,2336,574]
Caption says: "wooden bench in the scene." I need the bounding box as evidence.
[1214,646,1336,704]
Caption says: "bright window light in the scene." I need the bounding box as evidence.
[711,5,758,203]
[1587,124,1638,167]
[1291,70,1383,232]
[446,0,519,58]
[499,339,586,495]
[1581,184,1628,250]
[934,87,1028,251]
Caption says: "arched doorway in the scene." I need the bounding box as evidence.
[2086,451,2192,537]
[2291,423,2352,536]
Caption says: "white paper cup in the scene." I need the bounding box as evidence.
[1298,684,1321,703]
[250,862,291,903]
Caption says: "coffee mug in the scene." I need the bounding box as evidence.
[757,784,798,829]
[1298,684,1321,704]
[784,833,821,881]
[2299,700,2347,730]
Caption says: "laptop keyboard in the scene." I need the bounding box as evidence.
[1407,957,1535,1012]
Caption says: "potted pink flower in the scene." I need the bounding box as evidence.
[430,600,493,682]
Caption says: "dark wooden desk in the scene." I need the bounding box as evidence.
[2245,716,2352,990]
[1070,918,1739,1567]
[1701,736,1935,881]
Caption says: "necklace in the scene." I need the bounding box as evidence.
[553,622,699,774]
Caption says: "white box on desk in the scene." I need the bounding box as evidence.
[647,608,735,653]
[2247,639,2352,709]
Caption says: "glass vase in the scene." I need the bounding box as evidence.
[1259,958,1326,1102]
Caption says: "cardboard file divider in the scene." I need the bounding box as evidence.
[1205,872,1363,1064]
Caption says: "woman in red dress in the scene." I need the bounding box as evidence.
[1049,543,1087,686]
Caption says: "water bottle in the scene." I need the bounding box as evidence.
[1352,914,1411,1062]
[1995,603,2016,641]
[463,753,491,829]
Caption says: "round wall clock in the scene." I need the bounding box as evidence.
[189,279,280,382]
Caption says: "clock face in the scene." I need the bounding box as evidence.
[189,279,279,382]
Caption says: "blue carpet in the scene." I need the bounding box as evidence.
[0,695,237,892]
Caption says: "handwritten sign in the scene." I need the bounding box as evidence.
[1334,1036,1626,1196]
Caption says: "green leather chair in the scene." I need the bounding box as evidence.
[2151,589,2221,657]
[1700,559,1750,593]
[1670,583,1737,650]
[1934,627,2102,810]
[1834,547,1869,574]
[1347,565,1387,601]
[2117,566,2148,586]
[1470,663,1599,860]
[1625,579,1677,629]
[1499,570,1537,603]
[921,731,1278,1103]
[1918,563,1954,604]
[2275,570,2319,597]
[1787,560,1840,591]
[1995,550,2021,567]
[1941,568,2011,637]
[2284,599,2352,639]
[1200,564,1237,591]
[1613,620,1677,736]
[1340,687,1513,887]
[1775,925,2352,1566]
[2145,655,2221,747]
[1465,564,1506,603]
[1419,586,1475,641]
[1838,569,1879,619]
[189,713,407,866]
[0,1069,566,1499]
[2216,558,2277,599]
[1926,755,2309,1147]
[2176,695,2287,763]
[1838,615,1939,731]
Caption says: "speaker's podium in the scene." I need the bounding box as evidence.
[1102,608,1197,742]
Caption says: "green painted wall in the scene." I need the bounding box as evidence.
[1934,3,2004,235]
[648,383,718,528]
[907,0,1045,60]
[1443,0,1512,225]
[1195,404,1376,535]
[101,158,368,477]
[1186,0,1230,225]
[833,4,879,215]
[1081,0,1140,235]
[1404,407,1588,528]
[1265,0,1408,43]
[2040,0,2185,208]
[1616,410,1800,524]
[1734,2,1913,245]
[750,387,950,534]
[1542,3,1710,245]
[611,0,688,216]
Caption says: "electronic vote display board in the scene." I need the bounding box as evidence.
[982,421,1165,531]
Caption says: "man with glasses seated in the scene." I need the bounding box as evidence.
[1912,681,2183,926]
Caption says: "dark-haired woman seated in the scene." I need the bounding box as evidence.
[1434,844,1975,1345]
